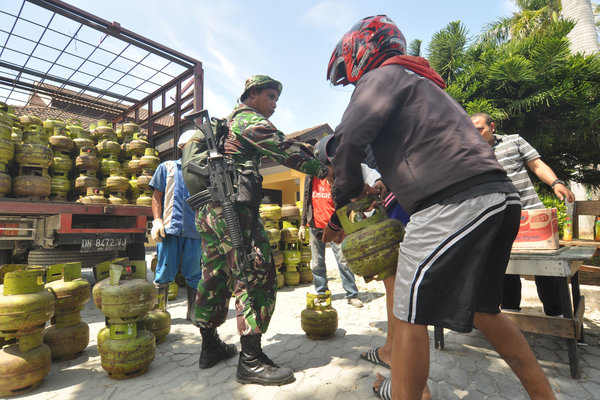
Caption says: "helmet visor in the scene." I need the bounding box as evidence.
[328,57,348,86]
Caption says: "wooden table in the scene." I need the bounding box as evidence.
[433,246,596,379]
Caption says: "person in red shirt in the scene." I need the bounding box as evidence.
[300,154,363,308]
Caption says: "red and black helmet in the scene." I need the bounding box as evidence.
[314,134,337,166]
[327,15,406,86]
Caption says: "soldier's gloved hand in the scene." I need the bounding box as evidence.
[298,226,306,241]
[151,218,166,242]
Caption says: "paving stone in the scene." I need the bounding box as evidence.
[446,366,472,389]
[580,381,600,399]
[495,375,528,399]
[467,372,498,396]
[22,249,600,400]
[554,375,597,399]
[456,354,479,373]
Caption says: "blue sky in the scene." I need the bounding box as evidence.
[57,1,517,134]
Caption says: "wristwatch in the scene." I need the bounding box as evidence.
[551,179,566,188]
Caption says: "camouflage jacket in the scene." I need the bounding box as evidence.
[224,104,327,179]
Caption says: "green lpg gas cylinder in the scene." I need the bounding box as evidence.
[281,242,301,267]
[0,342,51,397]
[97,326,110,354]
[43,263,90,360]
[0,269,54,337]
[276,272,284,289]
[299,245,312,263]
[300,291,338,339]
[283,264,300,286]
[43,322,89,361]
[337,197,405,281]
[279,226,298,243]
[281,204,300,221]
[99,328,155,380]
[91,258,129,309]
[259,203,282,222]
[167,281,178,301]
[144,291,171,344]
[271,247,283,268]
[45,263,90,315]
[99,263,155,322]
[266,228,281,247]
[298,263,313,284]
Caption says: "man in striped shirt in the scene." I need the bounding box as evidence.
[471,113,575,316]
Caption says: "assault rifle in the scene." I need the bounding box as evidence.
[184,110,238,211]
[183,110,257,310]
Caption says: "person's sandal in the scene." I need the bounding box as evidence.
[372,375,392,400]
[347,297,364,308]
[360,347,390,369]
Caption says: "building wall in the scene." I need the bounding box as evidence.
[263,169,306,206]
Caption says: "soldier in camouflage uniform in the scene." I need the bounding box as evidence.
[195,75,329,386]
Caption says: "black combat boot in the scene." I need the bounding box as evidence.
[186,286,197,322]
[199,327,237,369]
[236,334,295,385]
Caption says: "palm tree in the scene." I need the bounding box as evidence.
[561,0,599,54]
[426,21,469,85]
[407,39,422,57]
[441,4,600,187]
[561,0,600,227]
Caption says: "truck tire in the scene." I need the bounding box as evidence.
[27,246,119,269]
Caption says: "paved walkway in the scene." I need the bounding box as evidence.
[16,249,600,400]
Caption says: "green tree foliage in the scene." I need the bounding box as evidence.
[408,39,422,57]
[426,21,468,84]
[426,1,600,187]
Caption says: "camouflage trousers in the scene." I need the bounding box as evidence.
[194,202,277,335]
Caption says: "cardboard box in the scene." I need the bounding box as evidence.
[512,208,560,250]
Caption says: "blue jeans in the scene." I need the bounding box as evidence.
[309,227,358,299]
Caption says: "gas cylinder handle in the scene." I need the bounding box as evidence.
[336,196,387,235]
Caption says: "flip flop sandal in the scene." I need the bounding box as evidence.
[360,347,391,369]
[372,375,392,400]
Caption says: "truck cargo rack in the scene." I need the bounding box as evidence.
[0,0,203,160]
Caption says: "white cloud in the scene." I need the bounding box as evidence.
[270,106,298,135]
[203,85,232,120]
[301,1,358,37]
[502,0,519,14]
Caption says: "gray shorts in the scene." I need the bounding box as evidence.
[393,192,521,333]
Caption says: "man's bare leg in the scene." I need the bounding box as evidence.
[391,318,430,400]
[474,312,555,399]
[362,275,395,366]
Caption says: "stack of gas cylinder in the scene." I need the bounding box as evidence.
[14,121,53,199]
[0,101,158,205]
[280,204,302,286]
[296,204,313,284]
[74,118,101,201]
[43,262,91,360]
[0,107,15,197]
[259,203,314,288]
[126,130,157,207]
[92,260,157,379]
[0,266,54,396]
[47,120,73,201]
[259,204,284,288]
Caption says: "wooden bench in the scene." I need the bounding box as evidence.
[571,200,600,242]
[561,200,600,284]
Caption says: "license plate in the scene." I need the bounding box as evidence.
[81,237,127,253]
